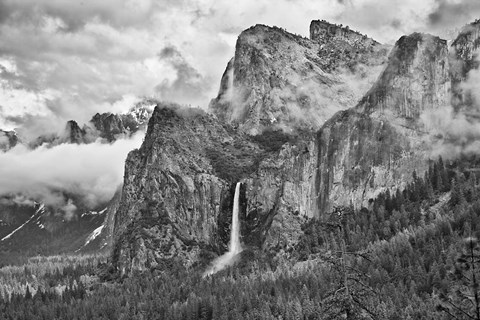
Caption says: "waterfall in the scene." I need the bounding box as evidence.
[229,182,242,254]
[204,182,243,276]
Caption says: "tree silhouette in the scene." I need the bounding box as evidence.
[438,237,480,320]
[321,242,381,320]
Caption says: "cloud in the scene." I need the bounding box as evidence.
[428,0,480,30]
[420,60,480,159]
[4,0,479,220]
[0,0,157,31]
[61,199,77,221]
[421,105,480,157]
[0,131,144,216]
[333,0,438,43]
[0,0,477,137]
[155,46,211,106]
[459,65,480,113]
[0,132,9,146]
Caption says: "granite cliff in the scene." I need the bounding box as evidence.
[110,20,480,274]
[316,33,451,213]
[210,22,389,134]
[450,20,480,116]
[111,101,324,273]
[111,104,261,274]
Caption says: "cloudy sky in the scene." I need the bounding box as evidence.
[0,0,478,214]
[0,0,478,133]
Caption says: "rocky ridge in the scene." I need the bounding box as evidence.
[110,20,480,274]
[0,100,154,152]
[450,20,480,116]
[210,22,389,134]
[111,104,259,274]
[316,33,451,213]
[0,101,154,262]
[0,130,18,152]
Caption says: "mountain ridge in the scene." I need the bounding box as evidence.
[109,19,480,275]
[209,21,390,134]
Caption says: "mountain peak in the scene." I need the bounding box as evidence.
[356,32,449,120]
[210,20,389,134]
[310,19,379,47]
[64,120,87,144]
[0,129,18,151]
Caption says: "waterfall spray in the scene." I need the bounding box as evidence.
[204,182,243,276]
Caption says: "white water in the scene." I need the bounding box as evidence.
[229,182,242,254]
[204,182,243,276]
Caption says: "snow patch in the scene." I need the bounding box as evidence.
[83,224,104,247]
[81,207,108,218]
[1,204,44,241]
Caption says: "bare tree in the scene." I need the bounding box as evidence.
[438,237,480,320]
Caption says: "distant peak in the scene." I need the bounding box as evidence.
[452,19,480,48]
[66,120,80,127]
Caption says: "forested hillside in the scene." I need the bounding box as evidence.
[1,156,479,319]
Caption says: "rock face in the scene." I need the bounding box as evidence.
[242,137,318,252]
[111,101,327,272]
[357,33,450,118]
[0,130,18,151]
[62,104,151,145]
[316,33,450,213]
[450,20,480,114]
[310,20,378,47]
[110,21,480,274]
[61,120,89,144]
[90,110,148,142]
[210,22,389,134]
[14,102,154,149]
[310,20,384,73]
[111,104,268,275]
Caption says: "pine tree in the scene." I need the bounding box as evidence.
[439,156,450,192]
[424,171,434,200]
[450,177,466,207]
[385,189,393,214]
[395,188,404,210]
[25,286,32,300]
[434,162,444,192]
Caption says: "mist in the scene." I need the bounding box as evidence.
[421,105,480,158]
[420,74,480,158]
[0,131,144,216]
[0,0,472,136]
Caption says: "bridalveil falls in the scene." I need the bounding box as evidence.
[204,182,243,276]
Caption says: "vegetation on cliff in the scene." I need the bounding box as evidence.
[1,156,480,319]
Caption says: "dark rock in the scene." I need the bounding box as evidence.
[0,130,18,151]
[316,32,450,213]
[111,103,266,275]
[210,22,389,134]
